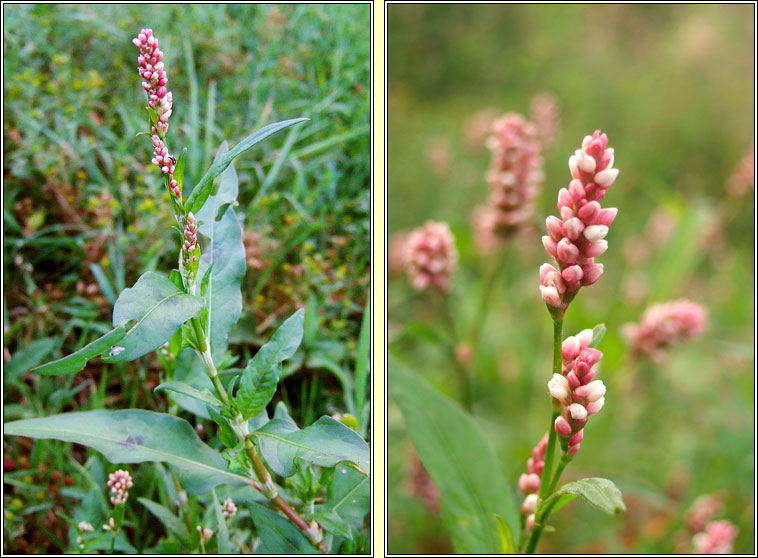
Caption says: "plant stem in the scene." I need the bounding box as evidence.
[548,452,570,494]
[440,294,474,410]
[526,318,564,554]
[469,246,508,351]
[195,346,328,553]
[244,439,329,554]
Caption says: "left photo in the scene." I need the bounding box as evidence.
[3,4,371,555]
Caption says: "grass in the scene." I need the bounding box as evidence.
[3,4,370,554]
[387,4,754,554]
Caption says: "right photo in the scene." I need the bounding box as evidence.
[387,4,754,555]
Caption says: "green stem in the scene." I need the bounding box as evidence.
[526,318,563,554]
[194,344,327,553]
[469,246,508,350]
[548,452,570,494]
[440,294,474,410]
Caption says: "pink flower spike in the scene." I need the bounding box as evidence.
[692,520,738,554]
[403,221,458,293]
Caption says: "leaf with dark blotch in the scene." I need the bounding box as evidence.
[3,410,250,494]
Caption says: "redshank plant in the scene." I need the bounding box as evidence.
[4,28,370,555]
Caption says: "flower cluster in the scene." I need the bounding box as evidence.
[221,497,237,519]
[540,130,619,317]
[182,212,199,278]
[132,29,173,135]
[686,493,724,533]
[548,329,606,457]
[151,133,180,197]
[106,469,133,506]
[623,299,707,360]
[482,113,543,239]
[692,520,738,554]
[517,433,548,531]
[77,521,94,533]
[402,221,458,293]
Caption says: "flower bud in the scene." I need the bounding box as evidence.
[521,493,539,514]
[568,403,587,420]
[548,373,571,402]
[554,415,573,436]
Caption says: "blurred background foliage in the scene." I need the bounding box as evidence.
[387,4,753,554]
[3,4,369,553]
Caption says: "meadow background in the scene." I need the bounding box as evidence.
[387,4,754,554]
[3,4,370,553]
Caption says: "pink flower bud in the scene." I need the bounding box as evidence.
[568,403,587,420]
[569,430,584,446]
[566,370,581,388]
[525,514,536,531]
[584,380,606,402]
[522,493,538,514]
[594,168,619,187]
[542,235,558,257]
[561,264,583,285]
[548,373,571,402]
[585,239,608,258]
[554,415,573,436]
[581,262,604,285]
[567,443,581,457]
[577,200,601,223]
[561,336,581,360]
[586,396,605,415]
[576,150,597,173]
[596,207,618,227]
[562,217,585,240]
[557,187,572,209]
[557,238,580,263]
[546,216,563,241]
[568,179,585,202]
[539,263,559,283]
[576,328,594,348]
[540,285,562,307]
[583,224,608,242]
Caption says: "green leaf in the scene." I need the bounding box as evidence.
[6,337,57,380]
[186,118,309,213]
[33,327,126,376]
[207,406,238,449]
[3,410,252,494]
[212,489,231,554]
[321,463,369,532]
[103,271,204,362]
[168,349,214,419]
[138,497,192,547]
[494,514,516,554]
[237,310,305,419]
[194,144,245,364]
[388,356,520,554]
[589,323,606,348]
[542,478,626,518]
[154,381,222,409]
[168,269,184,291]
[249,502,316,554]
[255,416,370,478]
[236,362,279,420]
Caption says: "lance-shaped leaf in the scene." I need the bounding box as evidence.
[3,410,251,494]
[186,117,309,213]
[249,503,316,555]
[388,356,520,554]
[31,327,125,376]
[154,381,223,409]
[138,498,192,547]
[195,143,245,364]
[254,415,370,478]
[103,271,204,363]
[236,310,305,419]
